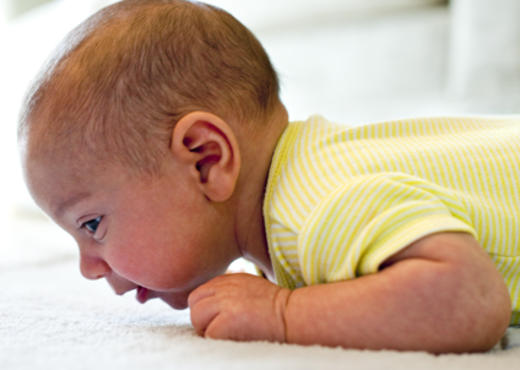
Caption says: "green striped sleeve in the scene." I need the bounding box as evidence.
[298,172,477,285]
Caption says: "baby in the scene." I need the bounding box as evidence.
[18,0,518,353]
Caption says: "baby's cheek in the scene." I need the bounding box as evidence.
[112,253,177,290]
[109,235,213,291]
[106,247,149,283]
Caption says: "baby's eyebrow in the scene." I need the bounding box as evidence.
[54,192,91,218]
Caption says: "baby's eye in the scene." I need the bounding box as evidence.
[82,216,102,234]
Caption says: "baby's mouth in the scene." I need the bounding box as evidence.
[136,286,149,304]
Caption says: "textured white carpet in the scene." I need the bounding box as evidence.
[1,218,520,370]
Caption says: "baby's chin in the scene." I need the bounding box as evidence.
[157,291,190,310]
[137,273,222,310]
[135,286,190,309]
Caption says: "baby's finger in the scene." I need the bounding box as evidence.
[189,296,220,337]
[203,313,234,340]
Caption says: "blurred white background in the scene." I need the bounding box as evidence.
[1,0,519,264]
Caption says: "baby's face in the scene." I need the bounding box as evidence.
[23,155,239,309]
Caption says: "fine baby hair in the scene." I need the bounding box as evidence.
[19,0,283,174]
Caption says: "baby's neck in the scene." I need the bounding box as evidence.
[232,109,288,279]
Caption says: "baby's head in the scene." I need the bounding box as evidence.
[18,0,286,308]
[20,0,285,174]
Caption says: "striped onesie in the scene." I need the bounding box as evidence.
[262,115,520,324]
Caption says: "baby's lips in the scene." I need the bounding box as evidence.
[136,286,149,304]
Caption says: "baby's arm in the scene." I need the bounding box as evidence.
[189,232,511,353]
[281,232,511,352]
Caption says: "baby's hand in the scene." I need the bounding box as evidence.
[188,273,291,342]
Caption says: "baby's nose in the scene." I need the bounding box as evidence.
[79,254,110,280]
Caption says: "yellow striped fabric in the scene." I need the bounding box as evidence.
[262,115,520,325]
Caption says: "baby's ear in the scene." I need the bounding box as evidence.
[170,111,241,202]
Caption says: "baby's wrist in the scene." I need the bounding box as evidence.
[273,287,292,343]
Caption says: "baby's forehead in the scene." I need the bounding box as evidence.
[24,125,108,186]
[25,143,128,201]
[24,121,78,166]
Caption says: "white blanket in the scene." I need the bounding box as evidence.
[1,218,519,370]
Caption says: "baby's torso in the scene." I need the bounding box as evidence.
[263,115,520,322]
